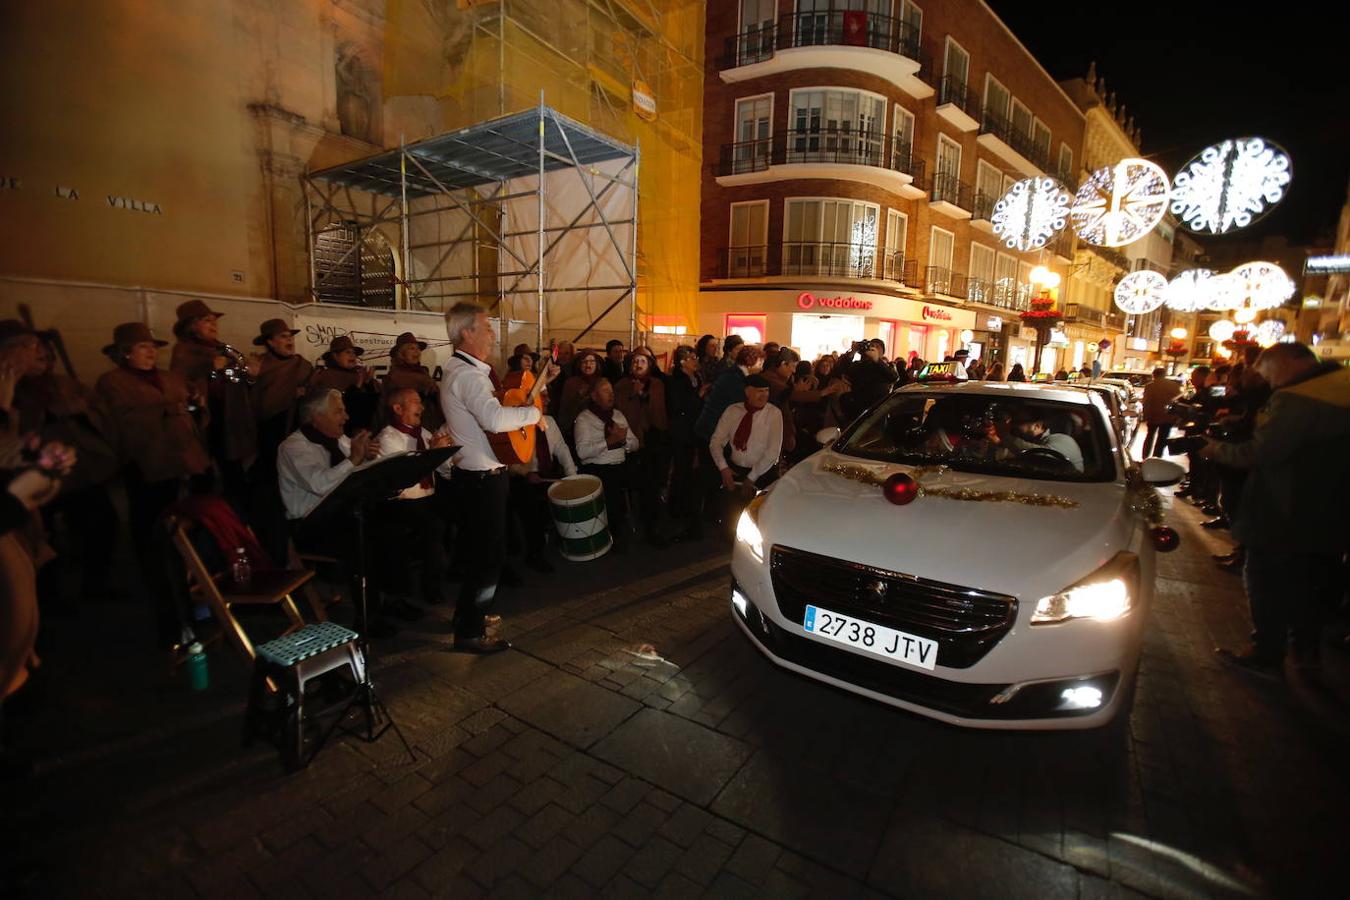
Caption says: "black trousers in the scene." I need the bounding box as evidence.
[374,496,447,605]
[1141,422,1172,458]
[630,443,670,539]
[451,469,509,639]
[669,439,703,527]
[124,471,188,648]
[579,462,632,544]
[509,476,552,560]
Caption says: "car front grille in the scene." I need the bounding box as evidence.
[769,545,1018,668]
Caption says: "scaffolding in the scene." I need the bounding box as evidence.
[304,102,639,357]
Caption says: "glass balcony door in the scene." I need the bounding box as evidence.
[734,95,772,173]
[790,89,885,166]
[785,198,879,277]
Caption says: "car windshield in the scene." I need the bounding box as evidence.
[835,391,1116,482]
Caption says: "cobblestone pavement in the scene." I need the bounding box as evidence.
[5,491,1348,899]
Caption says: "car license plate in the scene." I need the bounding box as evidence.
[802,605,938,671]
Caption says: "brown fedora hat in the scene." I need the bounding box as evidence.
[253,317,300,346]
[102,322,168,355]
[175,299,224,322]
[393,331,427,351]
[328,334,365,356]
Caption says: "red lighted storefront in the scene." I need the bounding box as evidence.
[699,289,976,365]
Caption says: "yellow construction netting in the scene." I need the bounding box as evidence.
[383,0,705,338]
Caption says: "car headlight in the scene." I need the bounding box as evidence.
[1032,552,1140,624]
[735,493,769,563]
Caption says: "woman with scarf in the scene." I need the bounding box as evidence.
[382,332,443,431]
[695,334,722,387]
[169,300,257,502]
[558,350,602,441]
[666,345,707,542]
[97,322,211,649]
[308,335,380,434]
[615,351,670,546]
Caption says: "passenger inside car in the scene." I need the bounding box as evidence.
[986,407,1085,472]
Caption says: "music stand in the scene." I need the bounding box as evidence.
[303,446,457,762]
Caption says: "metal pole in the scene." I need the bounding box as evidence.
[537,93,546,351]
[304,180,317,303]
[628,141,640,349]
[399,137,411,311]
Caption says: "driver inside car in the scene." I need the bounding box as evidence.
[985,406,1084,473]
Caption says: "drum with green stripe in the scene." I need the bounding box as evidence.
[547,475,612,561]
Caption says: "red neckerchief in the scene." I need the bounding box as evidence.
[733,402,765,452]
[392,422,433,488]
[300,424,345,467]
[122,364,163,393]
[587,401,615,427]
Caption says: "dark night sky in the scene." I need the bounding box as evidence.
[987,2,1350,247]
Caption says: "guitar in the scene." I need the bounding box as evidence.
[488,351,551,464]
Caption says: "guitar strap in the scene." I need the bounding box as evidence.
[454,351,502,392]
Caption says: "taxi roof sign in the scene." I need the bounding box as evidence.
[916,360,969,383]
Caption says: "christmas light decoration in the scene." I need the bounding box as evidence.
[1228,260,1295,310]
[1071,158,1171,248]
[1170,138,1292,235]
[1204,272,1241,311]
[992,177,1071,252]
[1113,270,1168,314]
[1256,319,1286,346]
[1164,269,1217,312]
[1208,319,1237,342]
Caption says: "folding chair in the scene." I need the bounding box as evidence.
[168,516,317,665]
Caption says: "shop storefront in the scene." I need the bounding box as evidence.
[699,289,976,365]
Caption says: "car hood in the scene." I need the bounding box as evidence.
[759,451,1135,599]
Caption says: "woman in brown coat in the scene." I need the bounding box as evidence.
[381,332,443,431]
[308,335,380,434]
[97,322,211,648]
[558,351,602,441]
[615,351,669,546]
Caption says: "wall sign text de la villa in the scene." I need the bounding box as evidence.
[2,175,163,215]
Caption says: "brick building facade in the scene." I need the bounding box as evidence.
[699,0,1085,372]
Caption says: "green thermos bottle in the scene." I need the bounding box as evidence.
[187,642,209,691]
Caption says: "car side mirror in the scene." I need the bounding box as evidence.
[815,426,841,446]
[1139,457,1185,486]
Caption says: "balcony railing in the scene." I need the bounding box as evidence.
[937,75,981,120]
[979,109,1052,172]
[783,240,879,279]
[971,191,997,222]
[882,250,918,286]
[966,279,1033,312]
[720,244,924,285]
[1084,243,1131,271]
[719,129,925,179]
[930,172,974,211]
[725,245,768,279]
[1063,303,1105,326]
[1105,312,1127,331]
[925,266,968,298]
[724,11,923,68]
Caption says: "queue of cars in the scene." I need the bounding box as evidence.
[730,364,1183,731]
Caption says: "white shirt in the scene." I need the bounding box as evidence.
[374,425,456,500]
[278,429,354,519]
[574,407,638,466]
[711,402,783,483]
[439,351,540,471]
[525,415,577,477]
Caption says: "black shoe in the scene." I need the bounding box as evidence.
[1216,646,1281,679]
[1201,516,1230,530]
[453,636,511,654]
[525,554,554,574]
[1201,503,1221,516]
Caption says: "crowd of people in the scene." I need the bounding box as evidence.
[4,299,1348,767]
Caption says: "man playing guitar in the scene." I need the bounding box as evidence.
[440,302,559,653]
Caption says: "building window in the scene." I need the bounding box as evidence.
[732,94,773,173]
[943,36,969,93]
[1032,118,1051,162]
[927,225,955,293]
[728,200,768,277]
[885,209,909,280]
[1058,143,1074,181]
[784,197,879,277]
[994,251,1018,307]
[975,160,1002,218]
[789,88,886,165]
[901,1,922,43]
[1010,97,1032,142]
[737,0,778,64]
[969,242,995,302]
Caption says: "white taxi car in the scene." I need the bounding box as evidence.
[730,376,1183,730]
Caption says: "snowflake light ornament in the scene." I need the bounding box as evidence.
[1171,138,1292,235]
[991,177,1071,252]
[1256,319,1287,347]
[1203,272,1241,311]
[1071,158,1171,248]
[1228,260,1295,310]
[1163,269,1217,312]
[1114,270,1168,315]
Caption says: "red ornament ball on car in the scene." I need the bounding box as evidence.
[883,472,919,506]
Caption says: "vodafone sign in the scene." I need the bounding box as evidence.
[797,291,873,311]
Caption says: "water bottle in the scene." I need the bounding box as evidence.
[187,642,209,691]
[231,546,252,588]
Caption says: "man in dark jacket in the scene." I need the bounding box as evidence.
[836,338,898,423]
[1204,343,1350,674]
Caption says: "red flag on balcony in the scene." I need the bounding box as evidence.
[843,11,867,46]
